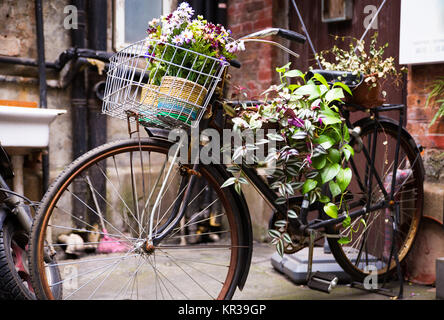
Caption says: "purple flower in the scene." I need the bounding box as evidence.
[306,154,312,164]
[318,117,323,126]
[288,118,304,128]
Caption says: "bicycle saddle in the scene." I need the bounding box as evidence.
[306,69,363,89]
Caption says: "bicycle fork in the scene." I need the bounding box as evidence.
[145,137,199,248]
[0,175,32,233]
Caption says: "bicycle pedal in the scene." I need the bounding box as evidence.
[307,271,339,293]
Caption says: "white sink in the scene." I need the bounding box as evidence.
[0,106,66,153]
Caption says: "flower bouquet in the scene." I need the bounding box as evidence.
[141,2,244,126]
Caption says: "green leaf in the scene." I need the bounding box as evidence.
[319,194,330,203]
[328,180,342,198]
[325,87,345,103]
[292,131,308,140]
[282,233,292,244]
[320,108,342,125]
[294,84,321,99]
[333,81,352,96]
[276,62,291,73]
[268,229,281,238]
[234,182,242,194]
[302,179,317,194]
[312,73,330,89]
[311,154,327,170]
[336,167,352,192]
[221,177,236,188]
[342,215,351,228]
[287,209,298,219]
[323,202,338,219]
[314,135,335,150]
[342,144,354,161]
[274,220,287,228]
[284,69,304,78]
[338,236,351,245]
[226,166,241,174]
[320,163,340,184]
[327,148,341,164]
[275,197,287,205]
[276,239,284,257]
[342,124,350,142]
[267,133,285,141]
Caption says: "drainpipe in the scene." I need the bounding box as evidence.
[71,0,88,227]
[86,0,108,226]
[34,0,50,193]
[71,0,88,160]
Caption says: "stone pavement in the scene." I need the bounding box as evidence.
[233,242,436,300]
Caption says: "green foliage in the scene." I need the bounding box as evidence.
[224,63,356,254]
[425,76,444,127]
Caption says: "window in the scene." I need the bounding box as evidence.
[113,0,175,50]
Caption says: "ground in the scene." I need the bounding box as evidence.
[233,242,436,300]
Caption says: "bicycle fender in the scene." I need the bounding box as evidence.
[214,164,253,292]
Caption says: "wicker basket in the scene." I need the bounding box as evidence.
[156,76,208,126]
[140,84,160,106]
[137,84,167,127]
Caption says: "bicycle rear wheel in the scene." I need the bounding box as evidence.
[327,118,424,282]
[29,138,247,300]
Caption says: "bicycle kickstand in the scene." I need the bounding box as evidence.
[306,229,339,293]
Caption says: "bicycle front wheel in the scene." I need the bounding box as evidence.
[327,118,424,282]
[29,138,246,300]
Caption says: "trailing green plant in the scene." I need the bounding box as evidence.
[222,63,363,255]
[425,76,444,127]
[316,32,406,96]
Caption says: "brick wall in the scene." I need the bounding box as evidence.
[407,64,444,151]
[406,64,444,183]
[226,0,289,99]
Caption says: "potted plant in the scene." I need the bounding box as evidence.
[316,32,406,108]
[142,2,244,125]
[223,63,362,255]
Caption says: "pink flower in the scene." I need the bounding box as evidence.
[288,118,304,128]
[306,154,312,164]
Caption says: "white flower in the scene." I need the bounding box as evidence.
[226,42,237,53]
[180,29,195,43]
[178,2,194,18]
[148,18,160,27]
[172,35,184,45]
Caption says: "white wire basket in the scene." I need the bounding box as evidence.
[102,39,230,128]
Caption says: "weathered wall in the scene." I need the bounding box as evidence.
[0,0,128,202]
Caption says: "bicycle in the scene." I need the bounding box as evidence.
[0,144,64,299]
[27,27,424,300]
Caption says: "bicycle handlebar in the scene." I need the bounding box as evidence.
[240,28,306,44]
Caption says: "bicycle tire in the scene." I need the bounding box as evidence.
[0,217,34,300]
[327,118,424,282]
[29,138,249,300]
